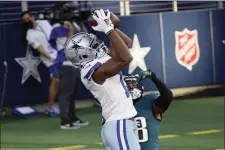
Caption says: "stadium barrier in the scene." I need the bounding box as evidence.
[0,9,224,107]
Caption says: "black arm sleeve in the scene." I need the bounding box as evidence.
[151,72,173,111]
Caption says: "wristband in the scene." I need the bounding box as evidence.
[106,28,114,35]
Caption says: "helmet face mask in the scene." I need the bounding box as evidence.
[65,32,108,69]
[124,75,144,101]
[89,33,109,55]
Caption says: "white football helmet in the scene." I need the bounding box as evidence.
[64,32,109,68]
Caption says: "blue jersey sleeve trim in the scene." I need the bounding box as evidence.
[49,28,57,41]
[84,62,102,80]
[49,26,69,41]
[49,40,57,50]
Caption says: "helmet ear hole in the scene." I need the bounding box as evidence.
[82,55,88,58]
[79,55,88,59]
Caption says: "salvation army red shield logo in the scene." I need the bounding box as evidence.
[175,28,200,71]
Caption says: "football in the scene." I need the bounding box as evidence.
[87,11,120,28]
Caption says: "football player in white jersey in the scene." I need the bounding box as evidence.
[64,9,140,150]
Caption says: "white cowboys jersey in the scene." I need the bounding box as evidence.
[81,55,137,122]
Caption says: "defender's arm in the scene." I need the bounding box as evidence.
[138,70,173,114]
[150,71,173,114]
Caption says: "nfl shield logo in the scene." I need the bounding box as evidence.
[175,28,200,71]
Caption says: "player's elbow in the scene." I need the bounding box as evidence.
[158,89,173,111]
[126,38,132,48]
[166,89,173,109]
[117,55,133,68]
[123,54,133,64]
[127,54,133,63]
[165,89,173,104]
[168,89,173,101]
[161,85,173,101]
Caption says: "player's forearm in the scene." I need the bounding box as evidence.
[151,72,173,111]
[138,70,172,99]
[115,29,132,48]
[151,72,173,100]
[35,46,52,60]
[108,30,133,63]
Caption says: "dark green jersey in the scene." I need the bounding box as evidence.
[134,93,161,150]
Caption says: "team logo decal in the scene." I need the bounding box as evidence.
[175,28,200,71]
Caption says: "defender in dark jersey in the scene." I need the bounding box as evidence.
[124,70,173,150]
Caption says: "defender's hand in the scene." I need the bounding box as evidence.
[91,9,114,35]
[136,70,155,81]
[136,71,150,81]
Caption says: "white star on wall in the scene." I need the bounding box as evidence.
[15,46,42,84]
[223,40,225,44]
[128,34,151,74]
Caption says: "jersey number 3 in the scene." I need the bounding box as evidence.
[134,117,148,143]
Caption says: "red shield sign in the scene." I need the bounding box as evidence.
[175,28,200,71]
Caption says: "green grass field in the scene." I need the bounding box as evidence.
[1,97,224,150]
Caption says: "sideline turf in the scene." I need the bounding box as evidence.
[1,97,224,150]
